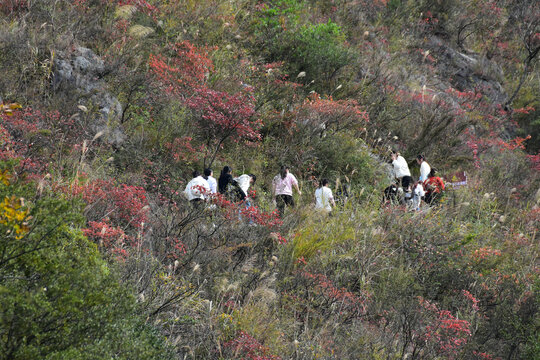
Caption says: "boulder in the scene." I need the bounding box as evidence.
[427,36,507,104]
[52,46,125,147]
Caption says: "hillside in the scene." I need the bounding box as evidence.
[0,1,539,359]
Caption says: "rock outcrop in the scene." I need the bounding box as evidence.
[53,46,125,147]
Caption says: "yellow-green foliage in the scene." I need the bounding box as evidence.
[292,213,355,261]
[290,199,381,262]
[234,301,291,356]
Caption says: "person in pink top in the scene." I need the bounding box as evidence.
[272,165,301,216]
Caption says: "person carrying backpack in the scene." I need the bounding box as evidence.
[218,166,246,202]
[391,150,413,194]
[424,168,445,205]
[233,174,257,202]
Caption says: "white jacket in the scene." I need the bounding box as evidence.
[392,156,411,178]
[419,161,431,182]
[184,176,211,201]
[315,186,334,212]
[234,174,252,197]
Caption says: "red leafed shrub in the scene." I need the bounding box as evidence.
[72,179,149,229]
[0,107,48,174]
[239,206,282,228]
[296,93,369,135]
[462,290,480,312]
[165,237,186,260]
[527,152,540,171]
[417,297,472,357]
[149,41,215,98]
[301,270,370,318]
[470,246,502,262]
[0,107,39,141]
[186,87,261,141]
[0,0,27,15]
[149,41,263,165]
[84,220,130,248]
[186,87,262,165]
[223,331,281,360]
[83,220,140,261]
[165,136,206,163]
[211,193,282,228]
[472,351,496,359]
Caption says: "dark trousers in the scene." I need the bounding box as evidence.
[425,191,441,205]
[276,194,294,216]
[401,176,413,190]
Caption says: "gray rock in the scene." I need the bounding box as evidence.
[52,46,124,147]
[73,56,92,73]
[427,36,507,104]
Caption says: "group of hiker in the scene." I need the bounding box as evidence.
[183,165,337,216]
[184,168,256,207]
[388,150,445,209]
[184,150,445,217]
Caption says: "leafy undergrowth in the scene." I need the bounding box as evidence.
[0,0,539,359]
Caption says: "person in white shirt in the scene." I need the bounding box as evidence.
[416,154,431,182]
[391,150,412,191]
[315,179,335,214]
[184,171,211,206]
[233,174,256,202]
[203,168,218,194]
[411,181,425,211]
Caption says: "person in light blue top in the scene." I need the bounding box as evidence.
[204,168,217,194]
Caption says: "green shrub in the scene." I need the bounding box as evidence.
[270,19,353,92]
[248,1,352,93]
[0,165,172,359]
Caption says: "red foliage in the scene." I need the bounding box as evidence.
[239,206,282,228]
[1,107,39,140]
[297,93,369,133]
[0,0,27,15]
[165,237,187,260]
[223,331,281,360]
[466,128,531,162]
[186,87,262,142]
[472,351,497,360]
[84,220,130,248]
[513,106,535,115]
[270,232,288,244]
[0,107,48,174]
[211,193,282,228]
[418,297,472,357]
[83,219,138,261]
[301,271,369,317]
[471,247,502,262]
[527,153,540,171]
[462,290,480,312]
[166,136,206,163]
[72,179,149,229]
[149,41,215,98]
